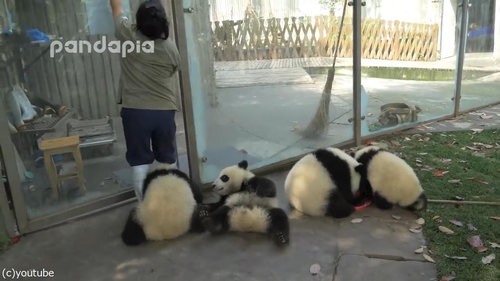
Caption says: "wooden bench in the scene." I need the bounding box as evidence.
[39,135,86,199]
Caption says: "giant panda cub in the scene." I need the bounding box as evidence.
[204,161,290,246]
[210,160,278,209]
[284,147,362,218]
[121,168,208,246]
[354,146,427,211]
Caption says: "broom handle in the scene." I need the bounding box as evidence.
[428,199,500,206]
[324,0,348,94]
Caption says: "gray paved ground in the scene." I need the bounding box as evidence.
[0,170,436,281]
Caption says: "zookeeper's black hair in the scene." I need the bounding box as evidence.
[136,0,169,40]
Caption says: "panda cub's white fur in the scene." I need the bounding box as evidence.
[121,168,206,246]
[354,146,426,210]
[285,147,362,218]
[225,192,278,209]
[137,175,195,240]
[228,206,270,233]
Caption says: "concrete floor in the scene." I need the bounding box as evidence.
[0,170,436,281]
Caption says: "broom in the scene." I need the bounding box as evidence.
[298,0,348,138]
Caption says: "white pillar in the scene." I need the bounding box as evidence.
[494,0,500,58]
[440,0,457,59]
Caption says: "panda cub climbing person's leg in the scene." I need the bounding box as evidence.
[121,167,208,246]
[202,205,290,247]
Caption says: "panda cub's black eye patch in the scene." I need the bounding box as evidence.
[220,175,229,182]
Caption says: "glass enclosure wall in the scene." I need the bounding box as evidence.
[360,0,458,136]
[0,0,187,222]
[459,0,500,111]
[183,0,354,182]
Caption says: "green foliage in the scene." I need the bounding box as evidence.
[0,232,10,252]
[383,130,500,281]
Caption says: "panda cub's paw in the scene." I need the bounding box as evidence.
[201,217,223,234]
[272,231,289,247]
[198,207,210,219]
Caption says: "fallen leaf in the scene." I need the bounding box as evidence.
[415,159,423,164]
[418,152,428,156]
[488,242,500,249]
[467,223,478,231]
[480,114,493,120]
[444,255,467,260]
[442,159,452,165]
[432,215,441,221]
[439,226,455,235]
[409,226,422,233]
[449,220,463,227]
[434,170,449,177]
[423,137,431,142]
[414,247,424,254]
[448,179,461,184]
[455,196,464,200]
[444,141,456,147]
[481,254,495,265]
[392,215,401,220]
[489,217,500,221]
[423,254,435,263]
[351,218,363,224]
[440,275,456,281]
[309,263,321,275]
[471,128,484,134]
[416,218,425,225]
[471,179,489,185]
[467,235,488,252]
[391,141,401,147]
[473,142,494,149]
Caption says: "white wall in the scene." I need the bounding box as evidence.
[208,0,329,21]
[362,0,441,23]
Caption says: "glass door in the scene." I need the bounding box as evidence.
[178,0,355,183]
[360,0,458,137]
[459,0,500,111]
[0,0,150,233]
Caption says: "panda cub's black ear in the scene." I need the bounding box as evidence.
[238,160,248,170]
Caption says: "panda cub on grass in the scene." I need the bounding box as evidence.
[354,146,427,211]
[285,147,363,218]
[121,168,208,246]
[204,161,290,246]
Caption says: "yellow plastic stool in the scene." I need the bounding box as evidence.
[39,135,86,199]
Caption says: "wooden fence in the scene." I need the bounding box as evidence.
[211,16,440,61]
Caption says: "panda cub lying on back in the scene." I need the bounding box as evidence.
[204,161,290,246]
[210,160,278,209]
[121,167,208,246]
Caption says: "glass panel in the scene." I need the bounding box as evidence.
[0,0,187,219]
[361,0,456,136]
[459,0,500,111]
[183,0,354,182]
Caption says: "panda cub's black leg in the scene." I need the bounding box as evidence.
[202,205,231,234]
[267,208,290,247]
[326,192,355,218]
[373,192,393,209]
[190,205,211,233]
[121,208,147,246]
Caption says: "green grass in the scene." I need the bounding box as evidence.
[379,130,500,281]
[0,232,9,252]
